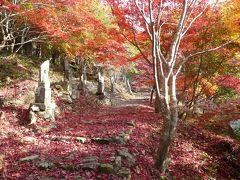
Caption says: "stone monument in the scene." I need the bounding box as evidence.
[29,60,56,123]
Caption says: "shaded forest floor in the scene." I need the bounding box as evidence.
[0,57,240,179]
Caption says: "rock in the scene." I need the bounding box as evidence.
[48,136,69,142]
[112,136,125,144]
[127,127,134,134]
[81,162,99,170]
[80,156,99,170]
[76,137,87,143]
[229,120,240,138]
[82,156,99,163]
[29,111,37,124]
[61,95,73,104]
[126,120,135,127]
[118,168,131,179]
[22,136,36,142]
[112,132,130,144]
[92,138,112,144]
[32,103,46,111]
[30,60,56,121]
[31,105,40,112]
[61,164,76,172]
[99,163,114,174]
[114,156,121,171]
[5,76,11,84]
[20,155,39,162]
[55,84,63,91]
[117,149,136,166]
[36,161,54,170]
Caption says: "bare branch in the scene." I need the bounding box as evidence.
[186,36,240,60]
[181,3,209,37]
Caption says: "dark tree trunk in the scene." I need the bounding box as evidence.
[155,107,178,173]
[154,93,161,113]
[63,58,73,82]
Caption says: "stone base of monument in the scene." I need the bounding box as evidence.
[28,102,56,124]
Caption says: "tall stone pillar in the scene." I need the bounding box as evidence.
[29,60,55,123]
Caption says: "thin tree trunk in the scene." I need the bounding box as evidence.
[155,75,178,172]
[150,85,156,105]
[110,75,116,94]
[154,93,161,113]
[96,67,105,99]
[126,79,133,94]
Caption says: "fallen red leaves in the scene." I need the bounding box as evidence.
[0,79,240,179]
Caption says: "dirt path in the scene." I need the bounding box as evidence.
[1,82,240,179]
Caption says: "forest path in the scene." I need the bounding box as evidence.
[110,91,151,107]
[1,80,240,179]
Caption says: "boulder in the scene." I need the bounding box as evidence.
[76,137,87,144]
[31,105,40,112]
[126,120,135,127]
[21,136,36,143]
[80,156,99,170]
[61,164,76,172]
[112,132,130,144]
[20,155,39,162]
[229,119,240,138]
[117,168,131,179]
[29,111,37,124]
[99,163,114,174]
[36,161,54,170]
[92,138,112,144]
[117,149,136,166]
[113,156,121,171]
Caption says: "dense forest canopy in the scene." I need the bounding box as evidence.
[0,0,239,179]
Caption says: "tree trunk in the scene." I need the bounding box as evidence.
[155,114,178,172]
[154,93,161,113]
[150,85,156,105]
[155,75,178,172]
[96,68,105,99]
[63,58,73,82]
[110,75,116,94]
[126,79,133,94]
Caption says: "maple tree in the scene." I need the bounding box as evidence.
[1,0,240,178]
[107,0,240,172]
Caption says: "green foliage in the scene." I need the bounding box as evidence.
[216,87,238,99]
[126,63,139,79]
[0,55,39,87]
[125,44,139,56]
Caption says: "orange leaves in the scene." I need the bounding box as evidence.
[199,78,219,97]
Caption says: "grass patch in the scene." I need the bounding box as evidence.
[0,55,42,87]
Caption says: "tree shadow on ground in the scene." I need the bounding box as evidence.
[0,106,29,125]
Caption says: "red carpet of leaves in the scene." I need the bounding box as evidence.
[0,79,240,179]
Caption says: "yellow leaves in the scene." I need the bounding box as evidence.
[221,0,240,42]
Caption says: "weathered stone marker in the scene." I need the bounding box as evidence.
[29,60,55,123]
[35,60,51,108]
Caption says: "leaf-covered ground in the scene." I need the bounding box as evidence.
[0,79,240,179]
